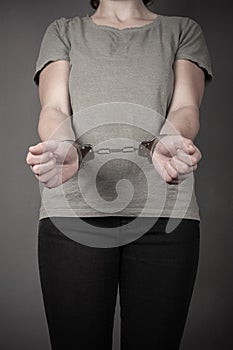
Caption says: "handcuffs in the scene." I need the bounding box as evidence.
[62,134,171,170]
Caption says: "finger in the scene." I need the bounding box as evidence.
[185,144,202,162]
[156,136,177,157]
[175,163,198,172]
[35,167,58,183]
[192,147,202,162]
[28,142,45,155]
[161,166,173,183]
[164,160,192,183]
[31,158,56,175]
[165,160,178,179]
[28,140,58,155]
[157,135,192,156]
[26,151,54,165]
[44,174,59,189]
[170,156,194,175]
[157,135,196,158]
[176,149,197,166]
[173,137,196,155]
[152,157,172,182]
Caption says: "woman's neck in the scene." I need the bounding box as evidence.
[92,0,155,22]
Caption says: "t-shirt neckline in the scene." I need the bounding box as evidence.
[84,13,161,32]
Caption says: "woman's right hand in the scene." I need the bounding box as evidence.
[26,139,79,189]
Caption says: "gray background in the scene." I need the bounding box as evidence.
[1,0,232,349]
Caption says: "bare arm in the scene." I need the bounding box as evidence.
[152,59,206,183]
[37,60,75,141]
[159,59,205,140]
[26,60,79,188]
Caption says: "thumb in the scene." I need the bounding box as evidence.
[29,140,58,155]
[186,143,196,154]
[178,139,196,155]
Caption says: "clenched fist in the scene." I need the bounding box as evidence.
[26,139,79,189]
[151,134,202,184]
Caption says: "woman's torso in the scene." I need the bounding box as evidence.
[36,13,201,221]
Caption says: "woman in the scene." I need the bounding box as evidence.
[26,0,214,349]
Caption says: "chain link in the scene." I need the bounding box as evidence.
[95,146,139,155]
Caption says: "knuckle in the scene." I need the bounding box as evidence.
[40,155,47,163]
[179,163,189,174]
[45,178,56,189]
[36,172,44,181]
[171,157,178,168]
[193,164,198,170]
[192,156,197,163]
[26,154,32,164]
[33,165,39,173]
[165,174,172,182]
[168,167,178,178]
[47,183,55,189]
[40,174,50,183]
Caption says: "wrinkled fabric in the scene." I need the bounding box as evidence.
[33,14,214,220]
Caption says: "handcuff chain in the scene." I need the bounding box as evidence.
[61,134,177,169]
[95,146,139,155]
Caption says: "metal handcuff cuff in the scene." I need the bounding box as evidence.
[62,134,171,170]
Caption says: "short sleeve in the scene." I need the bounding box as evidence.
[33,17,71,86]
[174,17,214,85]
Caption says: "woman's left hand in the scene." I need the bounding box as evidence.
[151,134,202,184]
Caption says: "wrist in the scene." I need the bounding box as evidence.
[150,134,177,157]
[61,139,83,170]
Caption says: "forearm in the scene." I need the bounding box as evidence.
[37,106,75,142]
[159,105,200,141]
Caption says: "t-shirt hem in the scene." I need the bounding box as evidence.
[38,208,200,221]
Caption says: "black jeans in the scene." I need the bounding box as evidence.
[37,216,200,350]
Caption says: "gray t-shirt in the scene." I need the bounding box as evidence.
[33,13,214,221]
